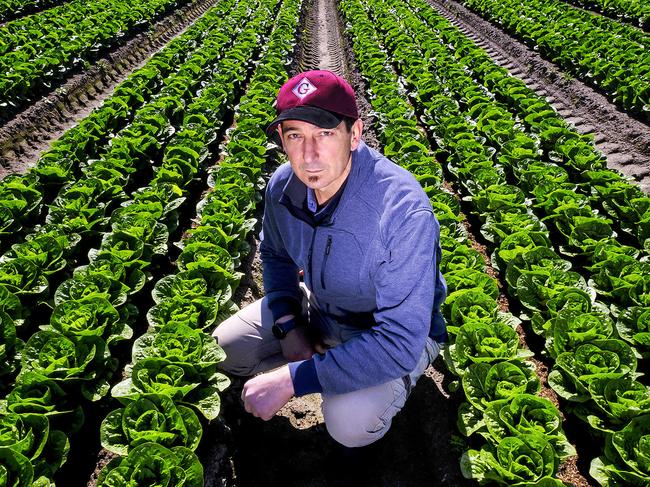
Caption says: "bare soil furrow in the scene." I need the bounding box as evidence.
[0,0,219,178]
[426,0,650,193]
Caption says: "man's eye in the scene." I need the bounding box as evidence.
[320,131,333,136]
[287,133,301,140]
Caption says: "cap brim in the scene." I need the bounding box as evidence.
[266,105,343,137]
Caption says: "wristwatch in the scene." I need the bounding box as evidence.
[272,316,304,339]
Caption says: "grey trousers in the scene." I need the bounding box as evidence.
[213,286,441,447]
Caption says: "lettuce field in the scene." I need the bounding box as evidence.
[0,0,648,485]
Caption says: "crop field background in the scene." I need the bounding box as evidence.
[0,0,648,485]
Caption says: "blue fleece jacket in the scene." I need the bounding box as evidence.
[260,140,447,396]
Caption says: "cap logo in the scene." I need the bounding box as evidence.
[292,77,317,100]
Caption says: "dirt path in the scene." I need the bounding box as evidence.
[0,0,219,178]
[426,0,650,193]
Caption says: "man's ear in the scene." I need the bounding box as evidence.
[350,118,364,151]
[276,124,286,151]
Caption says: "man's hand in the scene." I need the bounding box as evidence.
[242,365,294,421]
[280,327,315,361]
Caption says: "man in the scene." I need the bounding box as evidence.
[214,70,447,458]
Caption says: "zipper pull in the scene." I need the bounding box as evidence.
[325,236,332,255]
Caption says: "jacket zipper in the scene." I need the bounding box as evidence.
[320,235,332,289]
[307,228,318,290]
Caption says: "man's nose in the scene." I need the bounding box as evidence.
[303,136,318,163]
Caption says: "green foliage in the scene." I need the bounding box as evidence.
[96,442,203,487]
[101,394,202,455]
[591,414,650,486]
[461,361,540,410]
[549,339,638,402]
[482,395,576,460]
[461,433,565,486]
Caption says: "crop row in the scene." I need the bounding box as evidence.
[0,0,69,23]
[561,0,650,30]
[362,0,649,484]
[0,0,190,116]
[0,0,284,482]
[403,0,650,355]
[0,0,246,259]
[401,0,650,353]
[0,0,244,389]
[457,0,649,117]
[340,0,581,485]
[411,4,649,254]
[94,0,303,482]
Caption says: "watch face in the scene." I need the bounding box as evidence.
[272,323,285,339]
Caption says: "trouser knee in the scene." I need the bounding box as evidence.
[325,418,390,448]
[322,392,397,448]
[212,314,254,376]
[212,299,284,376]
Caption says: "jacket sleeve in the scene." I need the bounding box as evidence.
[259,182,302,322]
[292,208,440,395]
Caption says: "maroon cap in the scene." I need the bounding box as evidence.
[266,70,359,136]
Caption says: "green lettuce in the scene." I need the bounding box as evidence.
[100,394,202,455]
[591,414,650,486]
[446,320,532,374]
[48,295,132,345]
[615,307,650,358]
[4,372,84,433]
[462,361,540,411]
[544,309,614,359]
[132,323,225,375]
[482,395,576,459]
[111,358,229,420]
[548,339,638,403]
[0,446,33,486]
[19,331,117,401]
[461,433,564,486]
[96,442,203,487]
[578,377,650,433]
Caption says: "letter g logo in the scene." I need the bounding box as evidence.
[292,77,317,100]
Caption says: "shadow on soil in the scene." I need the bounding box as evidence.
[216,359,472,487]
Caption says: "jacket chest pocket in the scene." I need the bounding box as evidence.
[316,230,364,298]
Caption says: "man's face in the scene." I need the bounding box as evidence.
[278,118,363,203]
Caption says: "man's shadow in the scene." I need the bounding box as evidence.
[202,358,473,487]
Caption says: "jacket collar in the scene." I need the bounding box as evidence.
[278,140,372,226]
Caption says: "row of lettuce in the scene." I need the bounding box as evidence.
[94,0,302,482]
[0,0,234,253]
[0,0,247,387]
[349,0,650,485]
[0,0,299,483]
[406,0,650,483]
[561,0,650,29]
[340,1,578,486]
[456,0,649,118]
[0,0,192,119]
[0,0,69,22]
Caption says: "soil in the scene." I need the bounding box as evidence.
[0,0,220,178]
[3,0,644,484]
[427,0,650,194]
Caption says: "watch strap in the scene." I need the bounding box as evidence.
[273,316,305,339]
